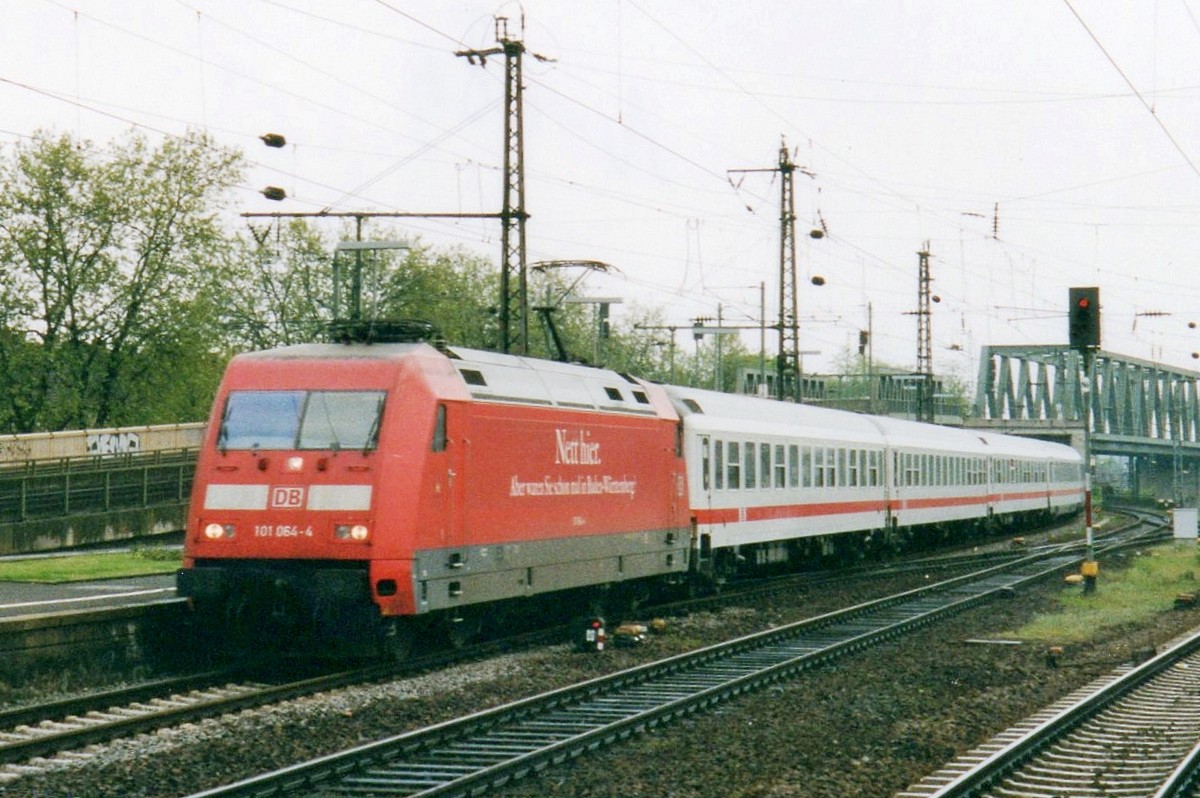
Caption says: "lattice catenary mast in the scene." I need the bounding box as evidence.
[458,17,551,355]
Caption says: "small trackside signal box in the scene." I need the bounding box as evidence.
[1068,286,1100,351]
[580,617,606,652]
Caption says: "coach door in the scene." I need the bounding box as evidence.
[885,450,898,529]
[696,435,714,570]
[433,404,464,552]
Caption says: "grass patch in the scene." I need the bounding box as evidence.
[1006,543,1200,643]
[0,549,181,583]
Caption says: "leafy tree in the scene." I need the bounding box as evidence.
[234,221,504,351]
[0,129,244,432]
[374,242,500,349]
[226,219,334,349]
[591,305,683,382]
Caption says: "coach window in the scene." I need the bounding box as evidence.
[868,451,880,486]
[826,447,838,487]
[715,440,725,490]
[847,449,859,487]
[789,445,800,488]
[701,438,711,491]
[837,449,847,487]
[762,443,774,488]
[745,442,757,489]
[813,447,825,488]
[727,441,741,489]
[775,444,786,488]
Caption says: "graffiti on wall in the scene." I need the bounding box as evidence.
[86,432,143,455]
[0,440,33,461]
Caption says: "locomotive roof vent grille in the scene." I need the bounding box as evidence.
[632,390,650,404]
[604,387,623,401]
[460,369,487,386]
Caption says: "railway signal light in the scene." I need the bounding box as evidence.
[1068,286,1100,351]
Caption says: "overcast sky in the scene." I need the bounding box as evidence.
[5,1,1200,382]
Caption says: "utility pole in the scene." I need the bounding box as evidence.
[729,138,813,401]
[458,17,551,355]
[915,243,934,423]
[777,142,800,401]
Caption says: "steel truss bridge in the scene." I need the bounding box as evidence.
[972,344,1200,500]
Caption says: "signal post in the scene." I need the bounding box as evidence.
[1069,286,1100,593]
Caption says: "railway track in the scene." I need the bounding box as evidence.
[897,623,1200,798]
[180,533,1145,798]
[0,534,1051,777]
[0,667,379,780]
[0,513,1160,793]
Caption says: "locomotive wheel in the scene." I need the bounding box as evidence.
[445,610,483,649]
[380,618,415,662]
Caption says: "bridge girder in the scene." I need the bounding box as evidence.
[974,345,1200,459]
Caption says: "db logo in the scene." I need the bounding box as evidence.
[270,486,306,509]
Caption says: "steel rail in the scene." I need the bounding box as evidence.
[898,626,1200,798]
[182,542,1109,798]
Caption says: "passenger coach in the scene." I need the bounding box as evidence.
[666,384,1084,583]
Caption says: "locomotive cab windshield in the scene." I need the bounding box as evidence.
[218,389,387,451]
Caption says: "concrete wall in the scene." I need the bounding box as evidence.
[0,601,193,686]
[0,503,187,556]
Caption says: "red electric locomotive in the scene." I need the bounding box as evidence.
[177,342,690,658]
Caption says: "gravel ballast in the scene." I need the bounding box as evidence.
[2,555,1196,798]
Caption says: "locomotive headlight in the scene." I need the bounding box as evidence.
[335,523,370,542]
[203,522,235,540]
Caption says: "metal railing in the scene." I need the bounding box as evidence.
[0,449,197,524]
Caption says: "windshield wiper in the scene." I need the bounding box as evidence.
[363,395,385,454]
